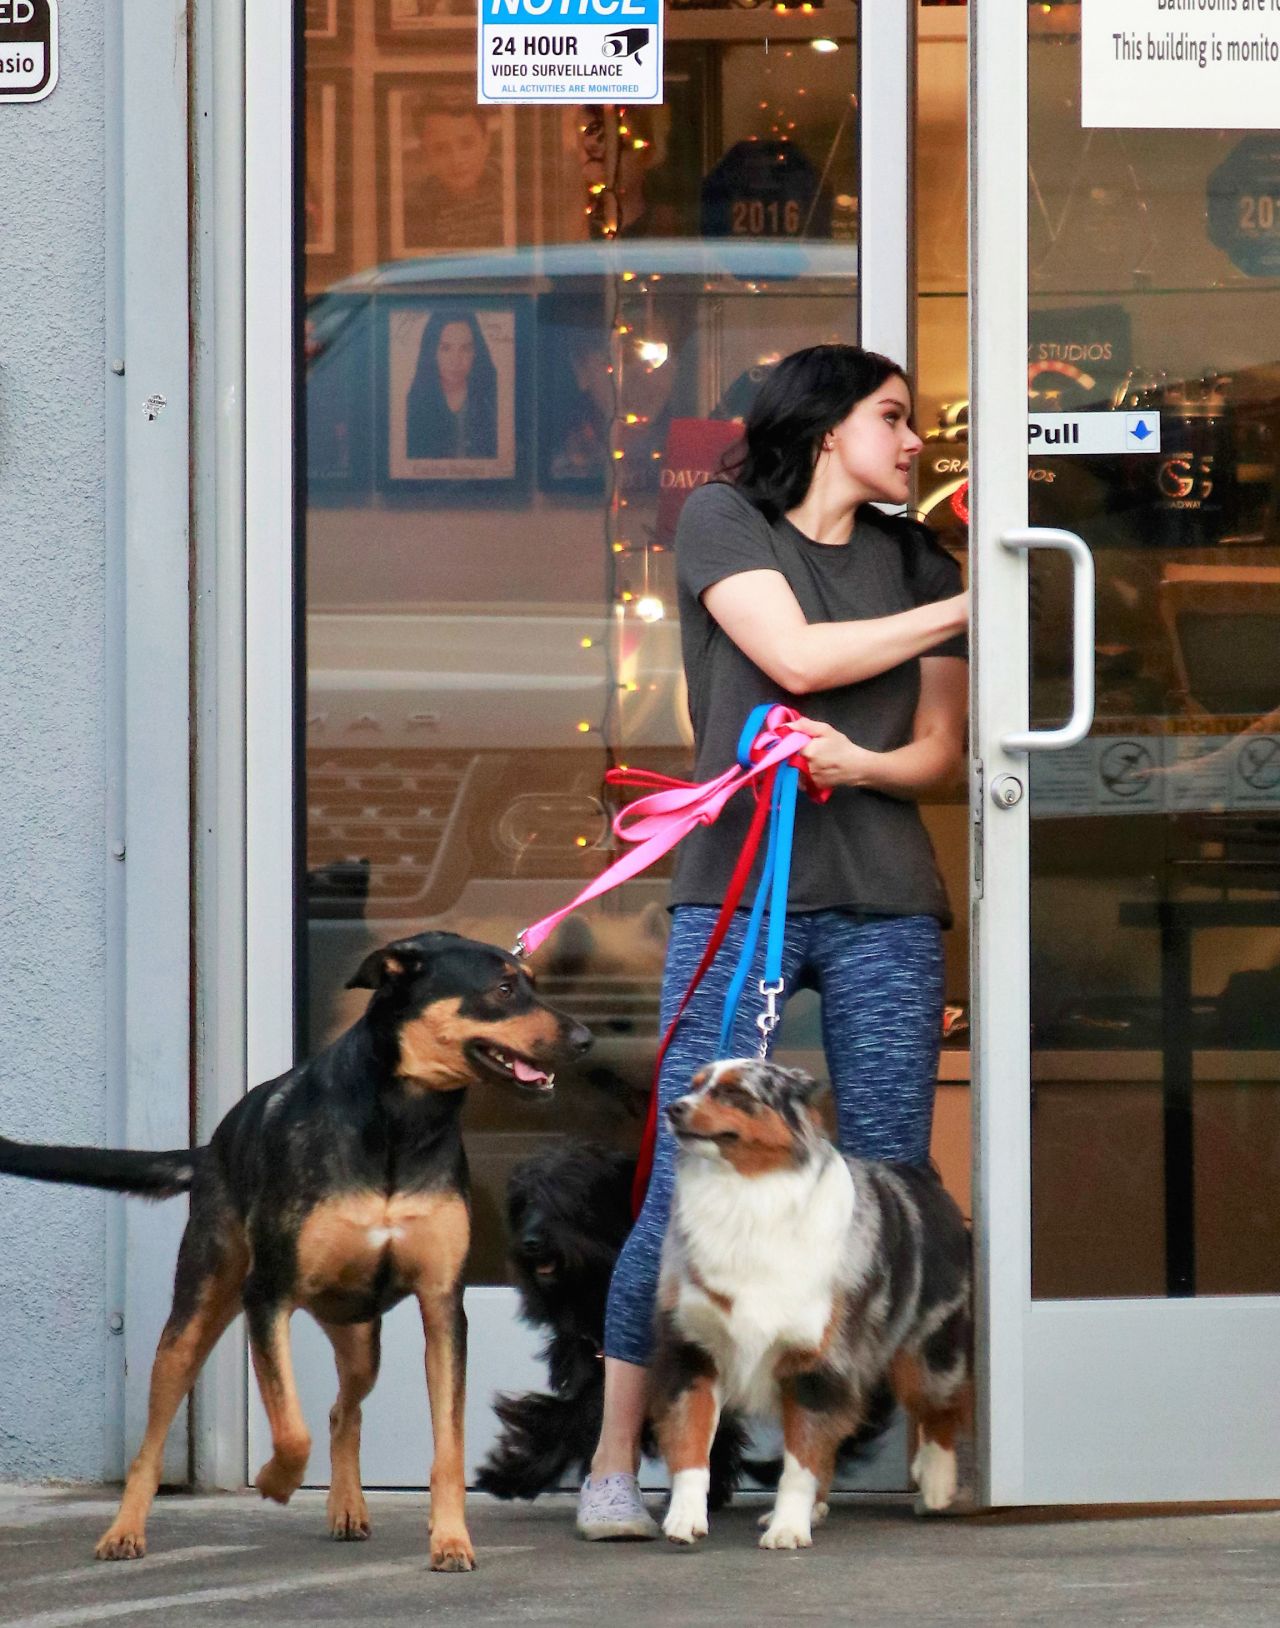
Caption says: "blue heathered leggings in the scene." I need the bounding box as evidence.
[603,904,945,1367]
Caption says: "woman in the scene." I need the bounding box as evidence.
[405,310,498,461]
[576,345,970,1539]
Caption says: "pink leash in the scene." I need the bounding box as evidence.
[513,705,823,959]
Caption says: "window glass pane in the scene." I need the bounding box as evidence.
[1023,5,1280,1300]
[302,0,861,1283]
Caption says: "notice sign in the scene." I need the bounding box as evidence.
[1082,0,1280,129]
[478,0,663,104]
[0,0,57,102]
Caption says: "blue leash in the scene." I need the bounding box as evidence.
[716,704,800,1057]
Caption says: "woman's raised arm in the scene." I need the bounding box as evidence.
[701,570,969,696]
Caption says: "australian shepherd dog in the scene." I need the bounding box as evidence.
[476,1140,747,1506]
[653,1059,972,1550]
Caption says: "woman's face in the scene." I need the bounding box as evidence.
[436,321,476,392]
[826,375,924,505]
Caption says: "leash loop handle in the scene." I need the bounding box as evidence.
[514,703,825,958]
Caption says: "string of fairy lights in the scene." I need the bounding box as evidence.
[571,25,860,778]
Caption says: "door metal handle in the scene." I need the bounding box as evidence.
[998,526,1095,752]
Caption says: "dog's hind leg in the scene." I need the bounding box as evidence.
[319,1317,381,1540]
[96,1216,247,1560]
[245,1288,312,1505]
[891,1335,972,1512]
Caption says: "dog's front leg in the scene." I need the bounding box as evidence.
[245,1284,312,1504]
[319,1317,381,1539]
[418,1284,475,1572]
[656,1366,721,1545]
[759,1395,842,1551]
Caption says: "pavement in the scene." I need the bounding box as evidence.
[1,1484,1279,1627]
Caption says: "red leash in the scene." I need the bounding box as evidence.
[511,704,829,1217]
[627,763,777,1214]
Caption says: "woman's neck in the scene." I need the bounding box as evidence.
[784,459,871,545]
[784,489,859,547]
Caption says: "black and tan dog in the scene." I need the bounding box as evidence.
[653,1059,971,1550]
[0,932,591,1571]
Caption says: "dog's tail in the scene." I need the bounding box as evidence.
[0,1135,199,1199]
[474,1390,602,1500]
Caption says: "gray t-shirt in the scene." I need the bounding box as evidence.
[670,481,967,927]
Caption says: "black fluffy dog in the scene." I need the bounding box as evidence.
[476,1140,747,1507]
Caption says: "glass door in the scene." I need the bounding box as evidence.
[972,0,1280,1503]
[274,0,891,1487]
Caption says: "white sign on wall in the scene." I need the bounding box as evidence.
[1082,0,1280,129]
[0,0,57,102]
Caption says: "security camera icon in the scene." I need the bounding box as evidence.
[602,27,649,63]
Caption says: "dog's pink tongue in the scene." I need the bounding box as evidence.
[513,1058,550,1085]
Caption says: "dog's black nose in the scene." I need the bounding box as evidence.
[519,1226,546,1255]
[667,1099,690,1129]
[568,1022,593,1057]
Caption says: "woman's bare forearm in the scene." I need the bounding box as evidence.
[783,596,968,694]
[701,573,968,697]
[848,733,965,799]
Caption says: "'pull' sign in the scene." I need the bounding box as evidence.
[0,0,58,103]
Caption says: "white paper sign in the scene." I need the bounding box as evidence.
[1082,0,1280,130]
[1028,411,1162,455]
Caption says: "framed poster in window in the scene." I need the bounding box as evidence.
[379,297,529,492]
[304,0,353,48]
[375,0,475,45]
[306,294,374,504]
[304,69,355,289]
[377,71,518,262]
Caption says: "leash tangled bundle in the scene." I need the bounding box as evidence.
[515,703,830,1212]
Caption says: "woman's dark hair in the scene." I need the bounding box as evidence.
[722,342,952,583]
[406,310,498,459]
[725,344,905,521]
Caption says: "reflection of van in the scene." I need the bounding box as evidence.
[306,604,686,922]
[304,238,859,1052]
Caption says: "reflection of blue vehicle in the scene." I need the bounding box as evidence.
[324,237,859,292]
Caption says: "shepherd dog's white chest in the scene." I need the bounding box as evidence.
[670,1154,854,1413]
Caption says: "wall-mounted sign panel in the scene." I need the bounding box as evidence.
[1028,411,1162,456]
[0,0,57,102]
[1081,0,1280,130]
[478,0,663,105]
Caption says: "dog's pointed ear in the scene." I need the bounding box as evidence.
[345,940,425,991]
[778,1065,828,1106]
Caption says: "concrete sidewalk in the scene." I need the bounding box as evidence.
[1,1485,1277,1628]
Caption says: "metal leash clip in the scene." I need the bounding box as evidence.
[510,932,528,961]
[755,977,784,1056]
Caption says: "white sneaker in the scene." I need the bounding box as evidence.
[576,1473,661,1540]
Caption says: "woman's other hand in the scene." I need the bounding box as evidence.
[790,718,875,790]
